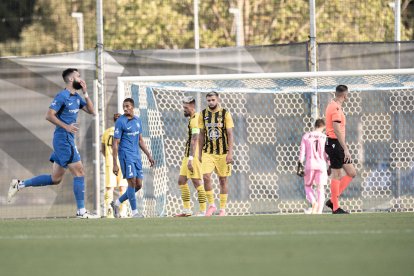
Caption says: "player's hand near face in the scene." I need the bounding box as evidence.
[79,79,87,94]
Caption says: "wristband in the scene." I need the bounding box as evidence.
[188,156,194,161]
[84,92,89,99]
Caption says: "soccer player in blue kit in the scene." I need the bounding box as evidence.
[111,98,155,218]
[7,68,99,218]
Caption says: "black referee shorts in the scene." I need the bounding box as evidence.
[325,138,352,169]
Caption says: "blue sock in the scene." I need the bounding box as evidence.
[23,175,53,187]
[127,186,137,211]
[73,176,85,210]
[119,191,128,203]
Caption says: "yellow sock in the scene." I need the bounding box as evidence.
[104,190,113,216]
[206,190,215,206]
[179,184,191,210]
[220,194,228,210]
[196,185,206,212]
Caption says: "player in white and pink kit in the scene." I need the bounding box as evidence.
[299,119,329,214]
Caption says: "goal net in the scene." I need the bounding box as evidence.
[117,69,414,216]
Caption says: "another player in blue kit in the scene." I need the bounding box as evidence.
[7,68,99,219]
[111,98,155,218]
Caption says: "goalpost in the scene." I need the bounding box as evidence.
[117,68,414,217]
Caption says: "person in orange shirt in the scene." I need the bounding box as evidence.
[324,85,357,214]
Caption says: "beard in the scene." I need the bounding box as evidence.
[73,80,82,90]
[208,104,218,110]
[124,109,134,117]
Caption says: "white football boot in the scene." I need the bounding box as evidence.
[7,179,21,203]
[76,211,100,219]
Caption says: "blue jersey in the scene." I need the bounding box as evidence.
[49,89,86,137]
[114,115,143,162]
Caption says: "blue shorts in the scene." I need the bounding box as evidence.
[119,158,143,180]
[49,134,81,168]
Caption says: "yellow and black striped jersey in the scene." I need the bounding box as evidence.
[102,126,115,167]
[199,107,234,155]
[184,113,200,158]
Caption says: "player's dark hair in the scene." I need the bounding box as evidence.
[123,98,135,106]
[182,96,195,105]
[335,85,348,95]
[206,91,219,98]
[113,113,121,122]
[62,68,78,83]
[314,118,325,128]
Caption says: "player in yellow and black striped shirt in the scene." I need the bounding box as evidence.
[174,96,207,217]
[198,91,234,216]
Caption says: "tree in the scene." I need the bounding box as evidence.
[0,0,413,56]
[0,0,96,56]
[0,0,36,42]
[402,0,414,39]
[104,0,194,49]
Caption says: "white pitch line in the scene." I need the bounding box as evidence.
[0,229,413,240]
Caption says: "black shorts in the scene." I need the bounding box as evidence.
[325,138,352,169]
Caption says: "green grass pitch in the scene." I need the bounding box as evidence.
[1,213,413,276]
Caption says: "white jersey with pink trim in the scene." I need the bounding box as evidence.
[299,131,328,171]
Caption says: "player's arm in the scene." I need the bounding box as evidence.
[112,138,120,175]
[112,121,124,175]
[101,130,106,156]
[187,128,200,172]
[45,108,78,133]
[333,122,351,161]
[322,137,331,175]
[139,134,155,167]
[226,127,234,164]
[296,136,305,177]
[101,143,106,156]
[225,112,234,164]
[299,135,306,164]
[198,129,205,162]
[198,115,205,163]
[323,141,330,163]
[81,97,95,115]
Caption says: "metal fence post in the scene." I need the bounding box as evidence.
[394,0,402,208]
[95,0,105,216]
[309,0,318,122]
